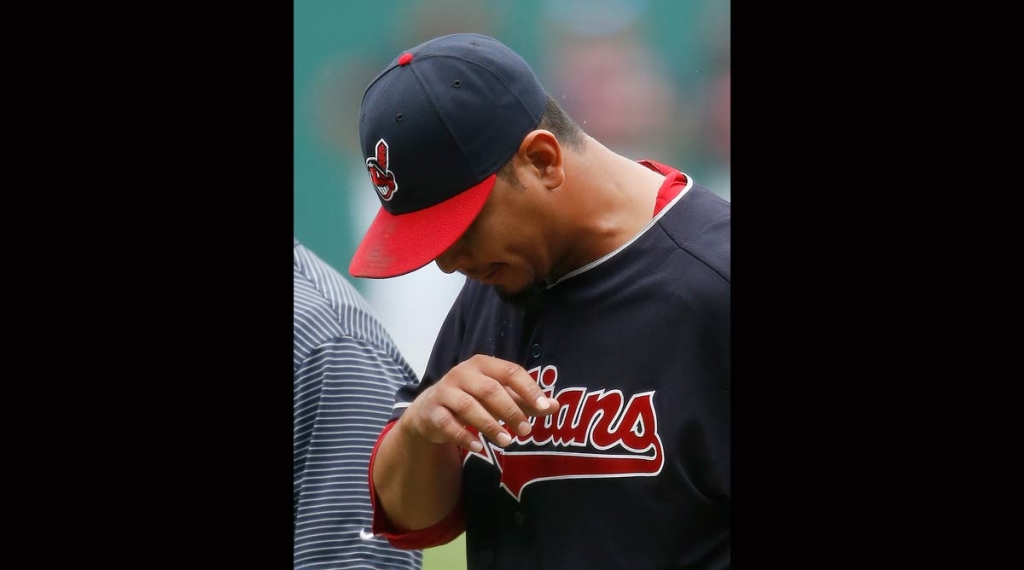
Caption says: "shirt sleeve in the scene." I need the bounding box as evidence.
[294,336,423,569]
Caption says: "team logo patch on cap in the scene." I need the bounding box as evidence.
[366,138,398,201]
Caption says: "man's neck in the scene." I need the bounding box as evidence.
[546,137,667,282]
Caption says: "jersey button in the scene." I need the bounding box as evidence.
[530,344,542,358]
[515,510,525,525]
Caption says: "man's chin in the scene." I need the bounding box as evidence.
[496,283,545,310]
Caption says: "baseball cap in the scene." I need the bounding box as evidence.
[349,33,548,278]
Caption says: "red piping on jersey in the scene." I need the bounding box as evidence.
[639,159,687,216]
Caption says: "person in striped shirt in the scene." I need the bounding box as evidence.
[294,237,423,570]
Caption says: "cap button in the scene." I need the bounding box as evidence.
[398,52,413,66]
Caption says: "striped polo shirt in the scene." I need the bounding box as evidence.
[294,238,422,570]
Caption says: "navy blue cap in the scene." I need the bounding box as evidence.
[350,33,548,279]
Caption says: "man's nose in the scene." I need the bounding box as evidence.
[435,241,468,274]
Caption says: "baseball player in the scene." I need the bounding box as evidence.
[349,33,730,570]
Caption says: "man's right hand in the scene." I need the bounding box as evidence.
[399,354,561,451]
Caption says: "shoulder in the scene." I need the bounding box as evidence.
[295,242,372,317]
[657,182,730,285]
[293,241,399,357]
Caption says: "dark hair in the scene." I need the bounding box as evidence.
[496,95,584,187]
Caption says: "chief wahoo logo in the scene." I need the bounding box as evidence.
[366,138,398,201]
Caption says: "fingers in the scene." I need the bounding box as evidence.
[440,363,527,446]
[461,356,561,442]
[407,374,516,452]
[421,400,488,452]
[409,355,561,452]
[472,355,559,417]
[505,385,560,420]
[446,388,516,448]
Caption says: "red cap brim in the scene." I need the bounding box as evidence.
[349,174,496,278]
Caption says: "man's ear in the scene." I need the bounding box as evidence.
[516,129,564,190]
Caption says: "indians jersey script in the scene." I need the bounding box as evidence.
[390,165,730,570]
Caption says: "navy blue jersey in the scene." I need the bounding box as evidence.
[388,167,730,570]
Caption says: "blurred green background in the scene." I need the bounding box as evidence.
[295,0,730,285]
[295,1,729,568]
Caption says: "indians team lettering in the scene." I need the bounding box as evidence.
[464,364,664,501]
